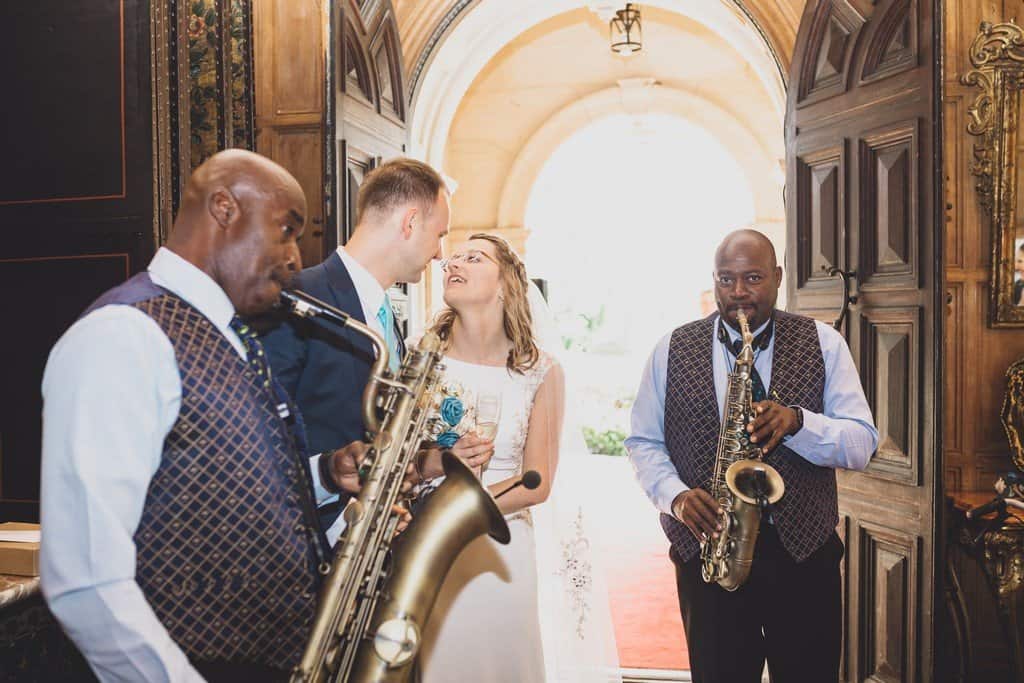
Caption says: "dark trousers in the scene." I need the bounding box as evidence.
[671,524,843,683]
[192,659,288,682]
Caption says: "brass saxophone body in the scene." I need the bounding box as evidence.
[700,310,785,591]
[281,290,510,683]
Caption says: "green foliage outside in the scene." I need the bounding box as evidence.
[583,426,628,456]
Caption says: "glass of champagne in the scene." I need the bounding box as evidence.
[474,392,502,477]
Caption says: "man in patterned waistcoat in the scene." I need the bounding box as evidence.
[40,150,369,682]
[626,229,878,682]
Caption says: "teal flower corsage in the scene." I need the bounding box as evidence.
[440,396,464,426]
[437,431,460,448]
[429,381,475,450]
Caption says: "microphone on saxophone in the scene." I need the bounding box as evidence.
[493,470,542,499]
[280,289,352,327]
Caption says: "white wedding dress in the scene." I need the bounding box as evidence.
[418,353,556,683]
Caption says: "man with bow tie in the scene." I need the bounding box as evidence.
[626,229,878,682]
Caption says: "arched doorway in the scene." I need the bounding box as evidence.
[524,111,758,671]
[405,1,791,676]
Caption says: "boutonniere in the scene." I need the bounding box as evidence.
[428,380,476,448]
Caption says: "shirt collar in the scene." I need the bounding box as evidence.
[336,246,386,319]
[147,247,236,332]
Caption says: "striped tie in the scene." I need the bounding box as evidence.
[229,316,273,391]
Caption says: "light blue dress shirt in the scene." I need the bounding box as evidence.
[625,314,879,517]
[39,247,331,682]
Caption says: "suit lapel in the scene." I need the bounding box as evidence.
[322,252,374,358]
[323,252,366,324]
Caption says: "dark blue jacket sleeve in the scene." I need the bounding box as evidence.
[261,313,308,402]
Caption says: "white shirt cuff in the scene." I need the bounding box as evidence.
[308,453,340,507]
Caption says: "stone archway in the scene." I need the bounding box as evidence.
[402,1,794,323]
[398,1,801,673]
[408,0,790,168]
[491,81,785,257]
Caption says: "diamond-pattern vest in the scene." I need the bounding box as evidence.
[85,273,318,669]
[661,310,838,563]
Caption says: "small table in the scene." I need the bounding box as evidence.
[949,491,1024,680]
[0,574,39,610]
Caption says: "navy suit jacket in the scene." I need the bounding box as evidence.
[260,252,405,528]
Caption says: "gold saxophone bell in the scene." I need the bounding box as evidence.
[725,459,785,506]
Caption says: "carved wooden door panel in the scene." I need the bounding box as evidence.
[334,0,406,246]
[785,1,942,681]
[254,0,327,269]
[334,0,408,328]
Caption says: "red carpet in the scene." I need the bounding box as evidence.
[606,549,689,670]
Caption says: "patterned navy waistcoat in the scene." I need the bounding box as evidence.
[84,273,320,669]
[662,310,838,564]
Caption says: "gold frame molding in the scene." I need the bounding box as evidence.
[963,20,1024,327]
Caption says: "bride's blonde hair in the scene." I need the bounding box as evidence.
[430,233,539,374]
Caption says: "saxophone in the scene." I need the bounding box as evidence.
[280,290,510,683]
[700,310,785,591]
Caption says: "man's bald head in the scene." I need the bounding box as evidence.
[712,228,782,331]
[714,229,778,271]
[174,149,305,232]
[168,149,307,316]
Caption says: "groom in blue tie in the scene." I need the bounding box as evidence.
[262,158,453,541]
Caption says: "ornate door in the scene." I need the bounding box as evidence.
[785,1,942,681]
[334,0,408,323]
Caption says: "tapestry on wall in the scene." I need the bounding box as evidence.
[185,0,254,168]
[165,0,255,212]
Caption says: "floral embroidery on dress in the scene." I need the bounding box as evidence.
[556,507,594,640]
[505,353,557,460]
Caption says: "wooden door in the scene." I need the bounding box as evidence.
[335,0,408,324]
[254,0,328,269]
[0,0,158,521]
[785,1,943,681]
[255,0,407,318]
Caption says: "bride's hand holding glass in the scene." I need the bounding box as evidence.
[449,433,495,477]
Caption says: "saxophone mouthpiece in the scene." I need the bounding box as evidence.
[737,310,753,343]
[735,310,754,361]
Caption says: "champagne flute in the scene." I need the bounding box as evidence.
[474,392,502,476]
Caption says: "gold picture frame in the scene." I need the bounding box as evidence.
[963,21,1024,327]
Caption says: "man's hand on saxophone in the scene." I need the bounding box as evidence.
[746,400,802,454]
[671,488,723,542]
[323,440,370,494]
[322,440,415,532]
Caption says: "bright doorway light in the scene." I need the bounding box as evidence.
[526,112,756,358]
[524,112,757,672]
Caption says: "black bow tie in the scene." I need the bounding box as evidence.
[718,316,774,357]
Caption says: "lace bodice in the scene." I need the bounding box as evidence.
[433,352,556,486]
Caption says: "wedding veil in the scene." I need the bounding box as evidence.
[528,281,622,683]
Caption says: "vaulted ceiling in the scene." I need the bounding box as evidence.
[394,0,807,81]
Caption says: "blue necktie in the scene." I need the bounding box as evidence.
[376,295,401,375]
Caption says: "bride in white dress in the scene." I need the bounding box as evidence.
[416,233,561,682]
